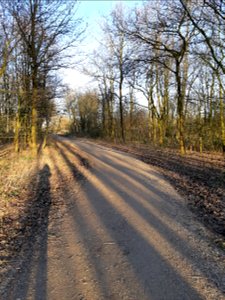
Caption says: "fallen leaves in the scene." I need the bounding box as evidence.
[0,141,90,297]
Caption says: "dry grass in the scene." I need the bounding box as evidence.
[0,151,36,292]
[0,148,37,211]
[0,139,89,297]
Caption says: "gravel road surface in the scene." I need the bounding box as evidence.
[5,138,225,300]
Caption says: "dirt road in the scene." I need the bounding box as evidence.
[5,138,225,300]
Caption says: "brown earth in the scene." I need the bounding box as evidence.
[0,137,225,299]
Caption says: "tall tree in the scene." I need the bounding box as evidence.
[1,0,83,153]
[119,1,194,153]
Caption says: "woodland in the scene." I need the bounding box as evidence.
[0,0,224,155]
[0,0,83,154]
[0,1,225,298]
[65,0,225,156]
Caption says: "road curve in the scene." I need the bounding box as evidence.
[5,138,225,300]
[65,139,224,300]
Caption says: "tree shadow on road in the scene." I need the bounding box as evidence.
[55,141,222,299]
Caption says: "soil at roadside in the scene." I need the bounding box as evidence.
[0,141,89,297]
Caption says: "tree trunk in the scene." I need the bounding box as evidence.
[129,87,134,141]
[175,60,185,155]
[31,84,38,155]
[219,84,225,154]
[14,112,20,153]
[42,121,49,149]
[159,120,164,146]
[152,109,157,145]
[119,79,125,142]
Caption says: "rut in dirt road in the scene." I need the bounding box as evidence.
[5,138,225,300]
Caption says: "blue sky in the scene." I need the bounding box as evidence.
[62,1,143,91]
[77,0,141,21]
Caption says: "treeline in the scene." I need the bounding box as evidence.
[67,0,225,154]
[0,0,82,154]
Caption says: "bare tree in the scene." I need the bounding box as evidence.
[1,0,83,153]
[180,0,225,152]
